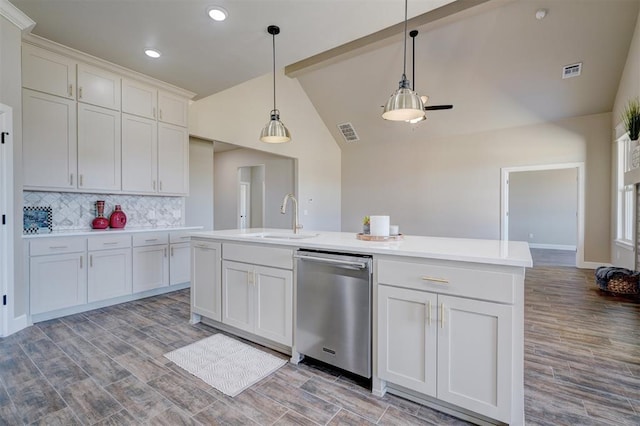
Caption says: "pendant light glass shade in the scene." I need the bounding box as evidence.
[260,109,290,143]
[382,0,426,122]
[260,25,291,143]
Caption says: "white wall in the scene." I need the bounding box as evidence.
[189,69,341,231]
[508,169,577,248]
[186,137,214,230]
[341,113,611,264]
[0,13,25,321]
[214,148,294,231]
[612,7,640,268]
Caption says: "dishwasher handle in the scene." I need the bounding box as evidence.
[294,254,369,270]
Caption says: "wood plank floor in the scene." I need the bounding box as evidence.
[0,263,638,425]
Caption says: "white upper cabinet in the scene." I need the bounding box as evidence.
[77,103,121,191]
[77,63,121,110]
[158,90,188,127]
[22,44,76,99]
[22,89,77,190]
[122,79,157,119]
[158,122,189,195]
[122,113,157,193]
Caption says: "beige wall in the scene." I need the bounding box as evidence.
[189,70,341,231]
[341,112,611,264]
[1,15,25,319]
[508,169,577,248]
[612,7,640,268]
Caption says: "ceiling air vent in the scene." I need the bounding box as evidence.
[562,62,582,79]
[337,122,360,142]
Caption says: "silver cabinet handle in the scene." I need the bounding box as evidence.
[103,242,119,246]
[79,255,83,269]
[164,247,167,257]
[69,84,73,97]
[79,174,83,187]
[78,86,83,99]
[159,181,163,191]
[89,254,93,267]
[422,276,449,284]
[153,180,156,191]
[159,109,163,120]
[145,238,158,242]
[153,107,156,118]
[70,173,74,186]
[49,245,68,250]
[170,247,174,257]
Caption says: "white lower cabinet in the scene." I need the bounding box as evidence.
[87,235,132,303]
[377,258,515,424]
[133,245,169,292]
[29,238,87,315]
[169,242,190,285]
[222,260,293,346]
[191,240,222,321]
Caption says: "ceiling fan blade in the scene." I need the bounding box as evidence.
[423,105,453,111]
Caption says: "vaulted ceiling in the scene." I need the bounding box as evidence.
[10,0,640,146]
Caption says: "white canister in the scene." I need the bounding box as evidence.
[370,215,390,236]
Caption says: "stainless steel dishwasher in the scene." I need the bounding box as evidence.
[295,249,372,378]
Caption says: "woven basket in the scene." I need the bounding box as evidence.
[605,275,640,295]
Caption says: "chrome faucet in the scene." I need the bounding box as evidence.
[281,193,303,234]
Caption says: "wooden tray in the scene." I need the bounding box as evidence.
[356,233,403,241]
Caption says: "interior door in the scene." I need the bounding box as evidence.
[0,104,11,337]
[238,182,251,229]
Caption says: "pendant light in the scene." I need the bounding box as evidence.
[407,29,426,124]
[260,25,291,143]
[382,0,425,122]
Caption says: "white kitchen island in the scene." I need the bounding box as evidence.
[189,228,532,426]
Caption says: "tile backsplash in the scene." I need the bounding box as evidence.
[23,191,185,232]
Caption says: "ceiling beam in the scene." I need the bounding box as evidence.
[285,0,506,78]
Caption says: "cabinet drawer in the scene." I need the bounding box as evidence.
[30,237,86,256]
[133,232,169,247]
[377,258,514,304]
[170,232,192,244]
[223,243,293,270]
[88,234,131,251]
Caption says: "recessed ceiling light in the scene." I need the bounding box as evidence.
[144,49,161,59]
[535,9,547,20]
[208,6,228,22]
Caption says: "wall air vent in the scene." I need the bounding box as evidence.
[337,122,360,142]
[562,62,582,79]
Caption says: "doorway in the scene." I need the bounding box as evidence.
[501,163,584,267]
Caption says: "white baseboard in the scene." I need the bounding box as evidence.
[578,261,611,270]
[529,243,576,251]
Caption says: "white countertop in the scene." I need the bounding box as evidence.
[190,228,533,268]
[23,226,203,239]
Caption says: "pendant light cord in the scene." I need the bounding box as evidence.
[402,0,408,79]
[272,31,276,112]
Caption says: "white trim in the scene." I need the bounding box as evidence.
[0,104,12,338]
[579,261,611,270]
[615,240,635,251]
[528,243,576,251]
[501,162,585,268]
[0,0,35,31]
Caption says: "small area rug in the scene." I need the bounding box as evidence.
[164,333,286,397]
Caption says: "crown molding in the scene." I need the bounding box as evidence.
[0,0,35,32]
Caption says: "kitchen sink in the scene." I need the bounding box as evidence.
[240,232,319,240]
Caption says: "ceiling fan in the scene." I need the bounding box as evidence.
[410,29,453,115]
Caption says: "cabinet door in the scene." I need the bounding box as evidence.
[88,248,132,303]
[122,79,157,119]
[77,103,121,191]
[158,91,187,127]
[222,260,253,333]
[191,241,221,321]
[377,285,437,397]
[169,242,190,285]
[22,89,77,190]
[437,295,513,423]
[254,265,292,346]
[121,113,157,193]
[77,63,121,110]
[30,253,87,315]
[158,122,188,195]
[132,245,169,293]
[22,44,76,99]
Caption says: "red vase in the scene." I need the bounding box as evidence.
[92,200,109,229]
[109,205,127,229]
